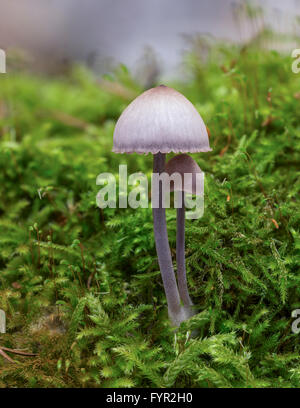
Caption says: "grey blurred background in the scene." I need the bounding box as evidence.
[0,0,299,78]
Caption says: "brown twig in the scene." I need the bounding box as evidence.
[0,348,16,363]
[0,346,37,356]
[87,261,97,289]
[34,225,41,269]
[79,243,86,275]
[52,111,89,130]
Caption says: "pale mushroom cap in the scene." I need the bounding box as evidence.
[113,85,211,154]
[165,154,204,195]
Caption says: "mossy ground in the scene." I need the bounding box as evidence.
[0,41,300,387]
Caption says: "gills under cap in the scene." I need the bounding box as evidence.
[113,85,211,154]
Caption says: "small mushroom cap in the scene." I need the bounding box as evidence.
[165,154,204,196]
[113,85,211,154]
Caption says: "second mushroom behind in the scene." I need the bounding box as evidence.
[113,84,211,327]
[165,154,204,319]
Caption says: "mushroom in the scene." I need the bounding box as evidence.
[113,85,211,326]
[165,154,204,318]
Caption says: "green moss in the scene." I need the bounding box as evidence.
[0,43,299,387]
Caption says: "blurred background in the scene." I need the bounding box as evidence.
[1,0,300,389]
[1,0,300,82]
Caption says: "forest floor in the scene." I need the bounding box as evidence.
[0,40,300,387]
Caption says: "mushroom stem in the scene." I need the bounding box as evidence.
[152,153,183,326]
[176,191,194,311]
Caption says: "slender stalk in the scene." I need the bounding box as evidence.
[152,153,183,326]
[176,190,193,309]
